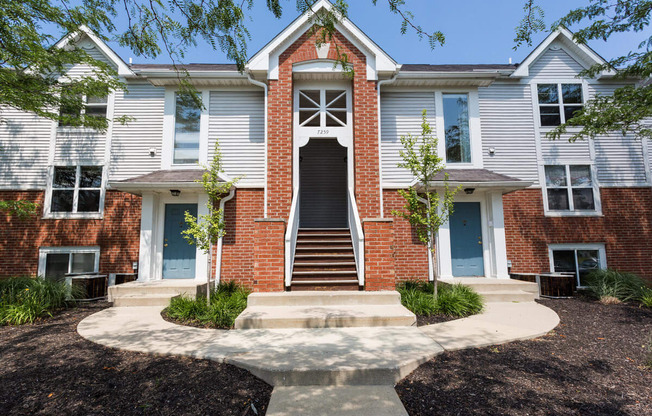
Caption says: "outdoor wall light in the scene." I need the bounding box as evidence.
[464,188,475,195]
[170,189,181,197]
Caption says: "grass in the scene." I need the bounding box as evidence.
[397,280,484,317]
[0,276,81,325]
[165,281,250,329]
[585,269,649,305]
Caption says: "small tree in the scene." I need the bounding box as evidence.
[392,110,459,298]
[182,140,239,300]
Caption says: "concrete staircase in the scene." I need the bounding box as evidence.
[291,228,360,291]
[108,280,206,307]
[442,278,539,303]
[234,291,416,329]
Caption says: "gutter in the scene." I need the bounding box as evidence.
[247,73,269,218]
[376,70,399,217]
[215,187,236,285]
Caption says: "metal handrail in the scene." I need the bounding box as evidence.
[347,187,365,287]
[284,187,300,288]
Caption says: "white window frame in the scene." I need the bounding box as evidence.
[38,246,101,278]
[435,89,483,169]
[58,93,109,129]
[548,243,607,288]
[43,164,106,219]
[540,162,602,217]
[162,88,209,169]
[534,80,588,129]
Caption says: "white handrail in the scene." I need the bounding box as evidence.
[284,187,300,288]
[347,187,365,287]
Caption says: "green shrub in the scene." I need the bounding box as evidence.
[165,281,250,329]
[640,289,652,309]
[397,280,484,318]
[0,277,79,325]
[585,269,648,303]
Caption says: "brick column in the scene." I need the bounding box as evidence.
[363,218,396,291]
[253,219,286,292]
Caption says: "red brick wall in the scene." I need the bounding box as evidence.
[504,187,652,283]
[252,219,286,292]
[0,190,141,277]
[383,190,429,282]
[363,218,396,291]
[219,189,264,289]
[266,27,380,220]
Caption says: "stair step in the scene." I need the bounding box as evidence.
[247,291,401,307]
[112,294,177,307]
[299,228,349,231]
[479,290,538,303]
[296,246,354,251]
[297,234,352,239]
[293,270,357,275]
[296,240,353,245]
[295,254,355,258]
[293,262,357,267]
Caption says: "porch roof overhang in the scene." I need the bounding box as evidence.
[413,169,532,194]
[108,169,230,195]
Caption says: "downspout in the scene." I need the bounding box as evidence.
[376,70,399,218]
[247,73,269,218]
[215,187,236,285]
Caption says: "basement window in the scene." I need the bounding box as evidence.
[38,247,100,282]
[549,244,606,287]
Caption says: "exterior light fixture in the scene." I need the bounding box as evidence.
[170,190,181,197]
[464,188,475,195]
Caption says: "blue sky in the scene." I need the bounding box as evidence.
[105,0,639,65]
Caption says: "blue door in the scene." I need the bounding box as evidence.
[163,204,197,279]
[450,202,484,277]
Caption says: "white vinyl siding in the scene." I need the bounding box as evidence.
[62,38,115,79]
[54,129,106,163]
[208,91,265,186]
[529,46,586,79]
[380,92,436,186]
[540,138,590,162]
[0,107,52,189]
[588,83,647,186]
[478,82,539,184]
[109,83,165,180]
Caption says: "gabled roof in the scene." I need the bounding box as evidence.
[511,26,615,78]
[55,25,134,77]
[246,0,399,80]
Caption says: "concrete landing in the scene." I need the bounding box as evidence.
[235,291,416,329]
[266,386,408,416]
[77,306,441,386]
[108,280,206,307]
[441,278,539,303]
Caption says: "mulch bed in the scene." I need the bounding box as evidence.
[397,296,652,415]
[0,302,272,415]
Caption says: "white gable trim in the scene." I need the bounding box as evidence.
[512,27,614,78]
[246,0,397,80]
[55,25,134,77]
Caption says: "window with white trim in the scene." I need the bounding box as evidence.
[38,247,100,282]
[59,94,108,127]
[48,165,104,214]
[544,165,598,212]
[549,244,606,287]
[537,83,583,127]
[173,92,202,164]
[298,89,348,127]
[443,93,471,163]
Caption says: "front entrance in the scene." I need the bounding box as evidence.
[299,139,348,228]
[450,202,485,277]
[163,203,197,279]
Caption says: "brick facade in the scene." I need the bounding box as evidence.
[363,218,396,291]
[0,190,141,278]
[252,219,286,292]
[504,188,652,284]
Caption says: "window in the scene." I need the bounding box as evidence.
[544,165,597,212]
[174,93,201,164]
[59,94,108,126]
[550,245,605,287]
[38,247,100,282]
[298,89,348,127]
[537,84,583,126]
[443,93,471,163]
[49,166,103,214]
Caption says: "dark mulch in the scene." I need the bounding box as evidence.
[0,302,272,416]
[416,314,459,326]
[397,297,652,416]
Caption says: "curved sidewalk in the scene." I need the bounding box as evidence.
[77,300,559,387]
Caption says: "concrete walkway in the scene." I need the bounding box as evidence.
[77,301,559,415]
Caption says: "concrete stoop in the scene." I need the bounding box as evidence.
[234,291,416,329]
[442,278,540,303]
[108,280,206,307]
